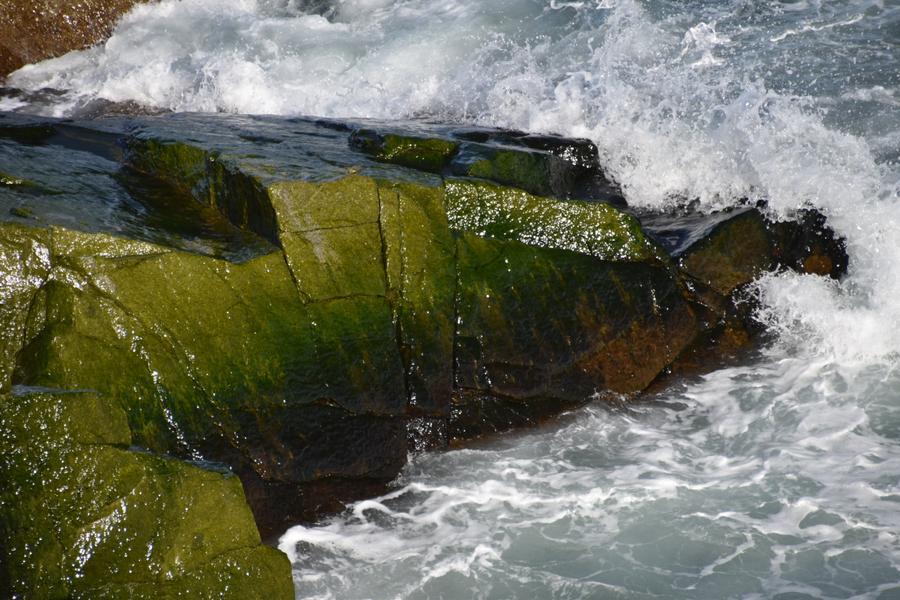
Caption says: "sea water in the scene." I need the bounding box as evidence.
[6,0,900,597]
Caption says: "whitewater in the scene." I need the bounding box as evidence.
[5,0,900,597]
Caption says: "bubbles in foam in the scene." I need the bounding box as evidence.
[279,359,900,598]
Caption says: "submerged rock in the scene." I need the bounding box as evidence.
[0,111,849,595]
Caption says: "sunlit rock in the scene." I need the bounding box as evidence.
[0,0,153,78]
[0,390,292,599]
[0,112,849,595]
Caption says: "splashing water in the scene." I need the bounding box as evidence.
[279,358,900,598]
[6,0,900,597]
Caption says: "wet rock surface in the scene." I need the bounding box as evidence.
[0,111,848,596]
[0,0,152,78]
[0,389,292,599]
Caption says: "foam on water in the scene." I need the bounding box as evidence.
[279,358,900,598]
[6,0,900,596]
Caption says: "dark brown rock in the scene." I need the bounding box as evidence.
[0,0,151,78]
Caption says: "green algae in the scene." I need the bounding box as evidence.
[126,138,210,197]
[461,148,557,197]
[445,179,657,262]
[351,130,458,173]
[0,223,51,395]
[2,217,408,488]
[0,171,35,187]
[8,206,34,219]
[0,391,292,600]
[126,138,279,245]
[454,233,699,405]
[378,180,456,419]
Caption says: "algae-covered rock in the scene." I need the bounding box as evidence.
[350,129,459,173]
[450,144,581,200]
[443,179,699,439]
[452,233,700,437]
[0,390,292,599]
[0,112,850,575]
[452,129,610,192]
[349,124,623,202]
[0,222,50,396]
[445,179,658,261]
[3,219,409,536]
[378,180,457,424]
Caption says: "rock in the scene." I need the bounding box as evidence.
[350,125,624,203]
[675,208,774,296]
[768,208,849,279]
[0,390,292,599]
[444,179,702,436]
[639,204,848,380]
[377,180,457,425]
[2,218,409,538]
[444,179,654,260]
[0,112,700,530]
[0,0,152,78]
[0,111,850,593]
[350,129,459,173]
[641,205,848,294]
[451,233,701,438]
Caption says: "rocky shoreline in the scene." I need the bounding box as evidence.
[0,109,848,597]
[0,114,847,598]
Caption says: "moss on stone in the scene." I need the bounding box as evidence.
[2,214,408,507]
[350,130,458,173]
[126,139,280,245]
[207,157,280,245]
[265,175,407,417]
[10,227,318,453]
[305,296,406,414]
[0,171,34,187]
[0,390,292,599]
[282,223,387,300]
[445,179,658,262]
[8,206,35,219]
[378,180,456,420]
[270,176,388,301]
[0,223,51,394]
[126,138,211,198]
[0,168,415,534]
[462,148,554,196]
[268,175,382,233]
[454,232,699,415]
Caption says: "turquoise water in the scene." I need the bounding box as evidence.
[6,0,900,597]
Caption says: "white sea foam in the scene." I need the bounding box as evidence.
[279,360,900,598]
